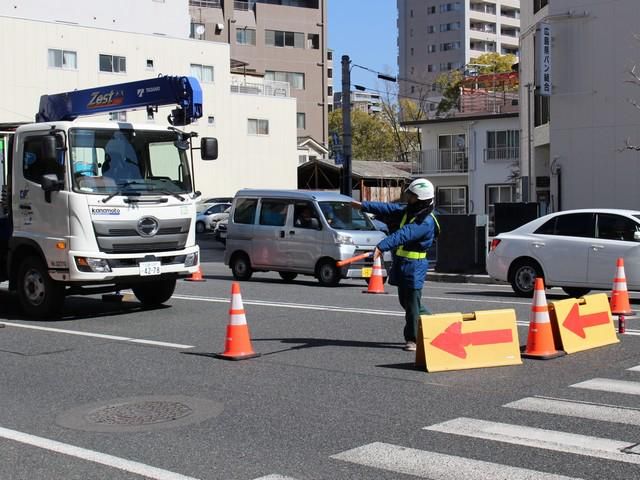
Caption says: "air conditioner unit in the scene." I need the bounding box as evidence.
[216,23,224,32]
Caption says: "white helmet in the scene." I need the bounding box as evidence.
[405,178,435,201]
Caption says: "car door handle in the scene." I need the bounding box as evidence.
[279,230,285,238]
[532,241,545,248]
[591,244,605,251]
[289,230,295,235]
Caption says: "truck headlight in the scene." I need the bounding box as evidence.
[75,257,112,273]
[185,252,198,267]
[333,232,354,245]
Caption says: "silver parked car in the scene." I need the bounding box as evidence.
[195,202,231,233]
[224,190,391,286]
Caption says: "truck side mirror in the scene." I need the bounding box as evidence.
[42,135,58,163]
[41,173,64,203]
[201,137,218,160]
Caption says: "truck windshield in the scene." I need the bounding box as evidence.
[318,201,377,231]
[69,128,192,195]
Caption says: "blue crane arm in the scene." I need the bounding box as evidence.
[35,76,203,126]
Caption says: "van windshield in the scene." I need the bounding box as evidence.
[318,201,377,231]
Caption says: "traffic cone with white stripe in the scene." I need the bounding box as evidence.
[363,255,387,294]
[610,258,632,315]
[214,282,260,360]
[522,277,564,359]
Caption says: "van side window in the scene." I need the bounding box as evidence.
[234,198,258,224]
[259,199,288,227]
[294,202,321,230]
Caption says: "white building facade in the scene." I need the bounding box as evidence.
[0,14,298,197]
[520,0,640,211]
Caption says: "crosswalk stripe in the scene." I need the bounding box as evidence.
[504,396,640,425]
[425,418,640,465]
[331,442,583,479]
[629,365,640,372]
[571,378,640,396]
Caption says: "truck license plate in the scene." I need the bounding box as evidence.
[139,261,161,276]
[361,267,372,278]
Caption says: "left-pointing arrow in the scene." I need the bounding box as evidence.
[430,322,514,359]
[562,303,610,339]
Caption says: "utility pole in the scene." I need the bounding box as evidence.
[341,55,352,197]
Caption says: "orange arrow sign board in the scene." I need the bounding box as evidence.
[550,293,618,354]
[417,309,521,372]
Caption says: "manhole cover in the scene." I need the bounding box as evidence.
[86,401,193,426]
[57,396,223,433]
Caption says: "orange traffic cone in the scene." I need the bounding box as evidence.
[363,255,387,294]
[214,282,260,360]
[184,265,206,282]
[522,277,564,359]
[610,258,632,315]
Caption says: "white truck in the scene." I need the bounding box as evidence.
[0,76,218,317]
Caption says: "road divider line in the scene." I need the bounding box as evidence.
[331,442,583,479]
[504,396,640,425]
[424,417,640,465]
[570,378,640,396]
[0,322,194,350]
[0,425,201,480]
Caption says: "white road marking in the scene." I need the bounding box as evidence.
[331,442,583,479]
[504,396,640,425]
[425,417,640,465]
[0,322,194,349]
[0,426,200,480]
[571,378,640,396]
[252,476,299,480]
[629,365,640,372]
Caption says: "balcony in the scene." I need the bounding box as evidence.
[484,147,519,162]
[230,79,290,97]
[470,2,497,16]
[409,149,469,176]
[189,0,221,7]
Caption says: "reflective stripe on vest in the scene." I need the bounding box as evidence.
[395,212,433,260]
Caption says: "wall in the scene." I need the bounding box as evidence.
[0,15,298,197]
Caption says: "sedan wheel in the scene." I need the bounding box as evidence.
[510,260,541,297]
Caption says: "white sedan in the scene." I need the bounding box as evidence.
[487,208,640,297]
[195,203,231,233]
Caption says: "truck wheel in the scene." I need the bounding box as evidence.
[316,259,340,287]
[17,256,65,318]
[132,278,176,306]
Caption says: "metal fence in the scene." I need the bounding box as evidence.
[409,149,469,175]
[189,0,221,7]
[484,147,519,162]
[230,80,290,97]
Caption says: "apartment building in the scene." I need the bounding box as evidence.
[189,0,329,147]
[520,0,640,212]
[398,0,520,107]
[333,91,383,115]
[0,13,298,196]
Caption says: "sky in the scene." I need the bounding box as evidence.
[328,0,398,93]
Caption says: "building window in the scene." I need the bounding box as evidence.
[534,0,549,14]
[427,6,436,14]
[236,28,256,45]
[410,66,415,74]
[440,22,461,32]
[328,86,333,96]
[190,22,205,39]
[99,54,126,73]
[428,44,437,53]
[328,68,332,79]
[440,2,462,12]
[436,187,467,214]
[265,29,305,48]
[248,118,269,135]
[297,113,306,129]
[208,116,215,125]
[48,49,77,69]
[410,9,414,17]
[411,85,415,94]
[486,184,515,235]
[109,112,127,122]
[486,130,519,161]
[410,47,414,56]
[440,41,461,51]
[308,33,320,49]
[265,70,305,90]
[427,64,434,72]
[427,25,435,34]
[146,59,154,69]
[190,63,214,83]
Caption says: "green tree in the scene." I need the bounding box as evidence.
[329,109,396,161]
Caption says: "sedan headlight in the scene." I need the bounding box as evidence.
[75,257,112,273]
[333,232,354,245]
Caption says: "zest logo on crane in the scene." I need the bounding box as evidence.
[87,89,125,109]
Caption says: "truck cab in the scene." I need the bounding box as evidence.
[0,76,217,317]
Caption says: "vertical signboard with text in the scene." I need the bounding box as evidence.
[536,22,552,96]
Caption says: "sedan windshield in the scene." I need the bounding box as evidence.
[318,201,377,231]
[69,128,192,195]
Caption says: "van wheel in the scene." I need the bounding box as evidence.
[562,287,591,298]
[132,279,176,306]
[279,272,298,282]
[316,260,340,287]
[231,253,253,281]
[17,256,65,318]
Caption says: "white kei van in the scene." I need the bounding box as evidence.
[224,190,391,286]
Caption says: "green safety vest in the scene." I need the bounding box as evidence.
[395,212,440,260]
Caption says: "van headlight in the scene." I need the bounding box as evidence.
[333,232,354,245]
[185,252,198,267]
